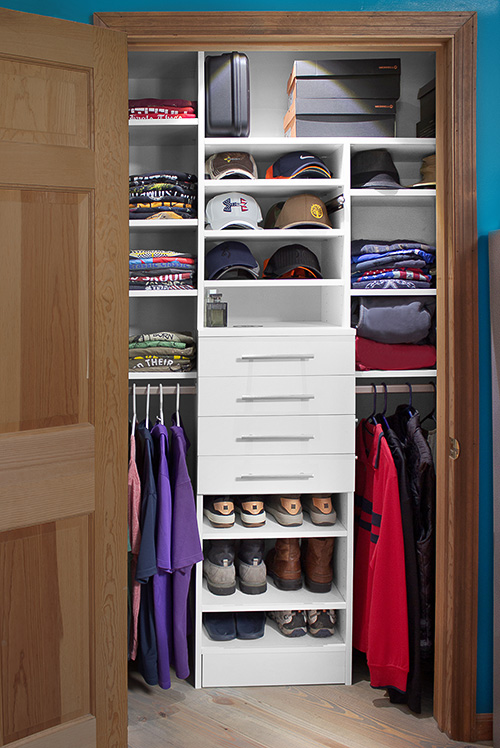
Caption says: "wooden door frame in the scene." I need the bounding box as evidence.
[94,11,479,742]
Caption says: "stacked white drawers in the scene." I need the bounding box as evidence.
[196,329,356,687]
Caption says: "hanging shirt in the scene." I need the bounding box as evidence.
[135,420,159,686]
[168,417,203,681]
[353,419,409,693]
[127,431,142,661]
[152,422,174,689]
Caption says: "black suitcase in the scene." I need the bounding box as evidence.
[205,52,250,137]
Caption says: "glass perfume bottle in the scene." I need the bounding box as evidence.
[205,289,227,327]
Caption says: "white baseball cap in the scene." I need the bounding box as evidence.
[205,192,263,230]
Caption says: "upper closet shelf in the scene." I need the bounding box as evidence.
[204,137,346,158]
[129,119,198,146]
[355,369,437,378]
[351,289,436,297]
[129,289,198,298]
[205,229,343,241]
[204,179,344,198]
[350,189,435,206]
[129,219,198,229]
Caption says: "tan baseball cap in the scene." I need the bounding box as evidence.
[205,152,258,180]
[274,193,332,229]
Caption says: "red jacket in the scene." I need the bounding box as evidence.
[353,420,409,692]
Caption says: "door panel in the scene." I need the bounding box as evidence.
[0,8,128,748]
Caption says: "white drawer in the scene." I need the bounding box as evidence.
[202,647,346,687]
[198,334,354,377]
[198,414,355,456]
[197,375,355,417]
[197,454,355,495]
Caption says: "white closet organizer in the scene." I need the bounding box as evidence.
[128,48,436,689]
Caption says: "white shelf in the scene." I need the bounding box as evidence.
[349,137,436,157]
[129,119,198,146]
[204,229,343,241]
[204,137,346,158]
[201,279,344,289]
[198,322,354,337]
[128,371,197,380]
[201,622,345,652]
[355,369,437,378]
[351,289,436,296]
[349,188,436,206]
[201,577,346,612]
[129,219,198,228]
[202,513,347,540]
[204,179,344,197]
[129,289,198,297]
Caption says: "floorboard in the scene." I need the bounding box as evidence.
[127,661,492,748]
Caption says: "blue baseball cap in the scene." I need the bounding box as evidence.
[266,151,332,179]
[205,241,260,280]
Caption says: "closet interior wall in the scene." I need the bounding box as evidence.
[128,47,436,689]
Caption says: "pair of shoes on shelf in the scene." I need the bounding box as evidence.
[267,609,337,638]
[204,495,266,528]
[266,494,337,527]
[266,537,334,593]
[203,539,267,595]
[203,611,266,641]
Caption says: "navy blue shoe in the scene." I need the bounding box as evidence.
[203,612,236,641]
[235,611,266,639]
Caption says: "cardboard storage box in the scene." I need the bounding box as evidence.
[286,97,397,116]
[284,111,396,138]
[290,58,400,78]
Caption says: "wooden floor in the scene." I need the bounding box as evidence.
[127,660,492,748]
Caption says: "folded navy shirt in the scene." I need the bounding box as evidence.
[351,239,436,255]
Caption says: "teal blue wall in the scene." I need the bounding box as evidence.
[7,0,496,714]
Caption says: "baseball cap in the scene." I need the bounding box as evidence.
[410,154,436,188]
[263,244,322,279]
[205,152,258,180]
[351,148,402,189]
[205,241,260,280]
[205,193,263,230]
[266,151,332,179]
[274,194,332,230]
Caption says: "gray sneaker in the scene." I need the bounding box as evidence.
[266,494,303,526]
[306,609,337,637]
[267,610,307,637]
[301,494,337,526]
[203,540,236,595]
[236,539,267,595]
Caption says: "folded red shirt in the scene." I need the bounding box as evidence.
[356,335,436,371]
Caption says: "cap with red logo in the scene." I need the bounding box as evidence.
[205,193,263,230]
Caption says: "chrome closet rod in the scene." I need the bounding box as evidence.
[356,384,435,394]
[129,385,197,396]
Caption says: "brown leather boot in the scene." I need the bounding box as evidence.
[302,537,334,593]
[266,538,302,590]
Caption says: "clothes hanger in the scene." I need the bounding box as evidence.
[146,382,151,429]
[405,381,417,416]
[421,381,436,425]
[366,383,378,424]
[131,382,137,435]
[159,383,164,425]
[176,382,181,427]
[379,381,390,431]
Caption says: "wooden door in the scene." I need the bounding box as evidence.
[0,8,129,748]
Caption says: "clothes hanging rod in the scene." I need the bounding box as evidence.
[129,385,197,396]
[356,384,435,395]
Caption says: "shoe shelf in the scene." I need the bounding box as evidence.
[200,623,345,651]
[201,578,347,613]
[201,514,348,540]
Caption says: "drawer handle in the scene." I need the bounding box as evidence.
[240,395,315,402]
[237,473,314,481]
[240,354,314,361]
[238,434,315,441]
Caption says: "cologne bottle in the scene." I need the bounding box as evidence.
[205,289,227,327]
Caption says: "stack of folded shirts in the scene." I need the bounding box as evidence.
[352,297,436,371]
[129,170,197,220]
[351,239,436,289]
[128,98,197,120]
[129,331,196,373]
[129,250,196,290]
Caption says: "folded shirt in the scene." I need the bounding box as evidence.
[351,239,436,255]
[129,170,197,187]
[352,249,436,271]
[129,208,197,220]
[129,184,197,200]
[128,345,195,359]
[129,273,194,283]
[351,268,433,283]
[356,335,436,371]
[352,298,435,345]
[129,356,194,372]
[130,250,194,260]
[129,261,196,272]
[130,331,194,345]
[352,278,432,289]
[129,282,195,290]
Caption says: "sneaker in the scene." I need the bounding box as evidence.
[302,494,337,526]
[267,610,307,637]
[203,496,235,527]
[266,494,303,526]
[234,495,266,527]
[236,539,267,595]
[203,540,236,595]
[306,609,337,637]
[203,612,236,641]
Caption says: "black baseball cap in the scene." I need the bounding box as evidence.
[263,244,322,279]
[266,151,332,179]
[351,148,402,189]
[205,241,260,280]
